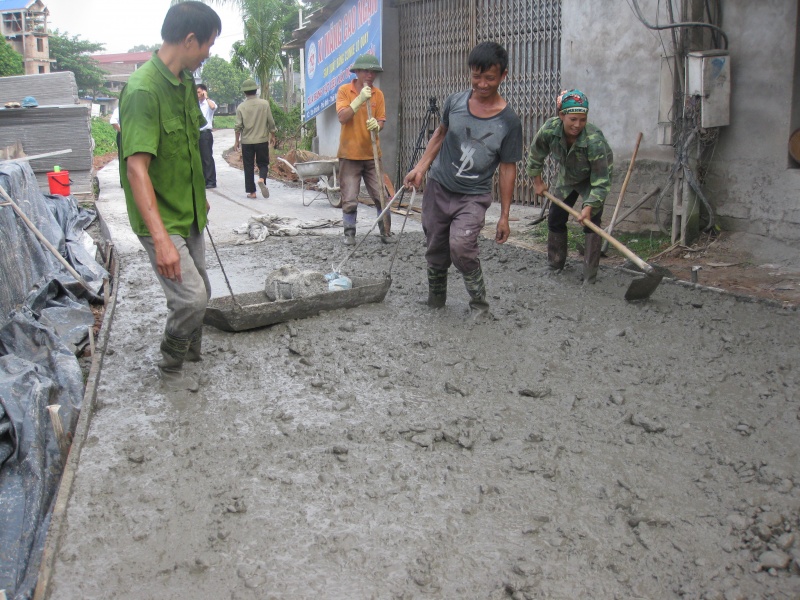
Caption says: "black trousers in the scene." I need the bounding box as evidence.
[547,190,603,234]
[241,141,269,194]
[199,129,216,187]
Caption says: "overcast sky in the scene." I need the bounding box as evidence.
[43,0,244,59]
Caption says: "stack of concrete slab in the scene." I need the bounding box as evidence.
[0,72,94,198]
[0,71,79,106]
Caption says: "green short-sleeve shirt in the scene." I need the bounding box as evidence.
[119,52,207,237]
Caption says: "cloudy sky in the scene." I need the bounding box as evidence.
[43,0,244,58]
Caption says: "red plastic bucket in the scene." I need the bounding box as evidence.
[47,170,71,195]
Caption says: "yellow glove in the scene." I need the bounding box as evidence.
[349,86,372,113]
[366,117,380,132]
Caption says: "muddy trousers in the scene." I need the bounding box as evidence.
[338,158,388,234]
[199,129,216,187]
[547,190,603,279]
[139,223,212,369]
[242,141,269,194]
[422,179,492,310]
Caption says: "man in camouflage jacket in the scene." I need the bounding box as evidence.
[526,89,613,283]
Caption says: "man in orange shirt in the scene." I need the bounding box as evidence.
[335,54,393,245]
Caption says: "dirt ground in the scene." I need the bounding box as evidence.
[50,222,800,599]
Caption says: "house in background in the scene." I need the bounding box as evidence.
[0,0,51,74]
[89,51,152,111]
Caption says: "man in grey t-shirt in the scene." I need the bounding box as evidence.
[404,42,522,313]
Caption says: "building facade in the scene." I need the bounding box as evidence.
[0,0,50,75]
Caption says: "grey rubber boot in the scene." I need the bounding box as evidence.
[582,231,602,284]
[157,332,199,392]
[426,267,448,308]
[463,267,490,313]
[186,328,203,362]
[343,212,357,246]
[547,230,568,272]
[378,220,396,244]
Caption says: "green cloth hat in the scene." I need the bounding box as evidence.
[350,54,383,72]
[559,89,589,114]
[241,78,258,92]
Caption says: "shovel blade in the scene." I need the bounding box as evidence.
[624,269,665,301]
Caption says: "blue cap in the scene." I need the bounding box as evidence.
[22,96,38,108]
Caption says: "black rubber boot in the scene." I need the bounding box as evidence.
[463,267,490,313]
[547,231,568,272]
[157,332,199,392]
[343,227,356,246]
[427,267,448,308]
[186,328,203,362]
[583,231,602,284]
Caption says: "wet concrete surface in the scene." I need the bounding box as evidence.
[47,131,800,599]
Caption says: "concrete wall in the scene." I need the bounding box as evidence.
[561,0,800,246]
[315,5,401,187]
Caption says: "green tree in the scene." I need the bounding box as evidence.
[200,55,246,105]
[174,0,299,102]
[229,0,294,100]
[49,30,108,97]
[0,39,24,76]
[127,43,160,53]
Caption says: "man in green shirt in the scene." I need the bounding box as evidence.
[119,1,221,391]
[526,89,613,283]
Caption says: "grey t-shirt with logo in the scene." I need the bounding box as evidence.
[429,90,523,195]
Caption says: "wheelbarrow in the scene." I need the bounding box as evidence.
[276,157,341,208]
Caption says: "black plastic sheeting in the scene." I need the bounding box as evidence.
[0,162,108,599]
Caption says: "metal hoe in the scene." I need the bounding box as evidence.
[542,190,664,301]
[205,225,242,311]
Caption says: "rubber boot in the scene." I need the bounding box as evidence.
[546,230,568,272]
[582,231,602,284]
[186,328,203,362]
[343,212,357,246]
[378,220,396,244]
[463,267,490,313]
[426,267,448,308]
[157,332,199,392]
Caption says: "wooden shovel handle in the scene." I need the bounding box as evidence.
[365,101,390,233]
[542,190,654,274]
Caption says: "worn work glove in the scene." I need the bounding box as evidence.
[349,86,372,113]
[366,117,380,132]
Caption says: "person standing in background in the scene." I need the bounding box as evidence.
[233,79,276,199]
[335,53,393,245]
[110,106,122,186]
[197,83,217,189]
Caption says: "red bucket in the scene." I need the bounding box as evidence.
[47,170,71,195]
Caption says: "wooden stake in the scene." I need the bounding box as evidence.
[47,405,68,460]
[365,101,390,236]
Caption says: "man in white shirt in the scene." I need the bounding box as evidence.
[197,83,217,189]
[110,106,122,186]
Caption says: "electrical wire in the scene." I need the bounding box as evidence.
[629,0,729,49]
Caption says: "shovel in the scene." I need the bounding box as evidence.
[542,190,664,301]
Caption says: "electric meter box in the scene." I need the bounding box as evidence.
[686,50,730,128]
